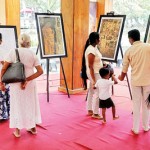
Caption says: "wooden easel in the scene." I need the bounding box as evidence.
[119,44,132,100]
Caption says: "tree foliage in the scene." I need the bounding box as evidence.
[113,0,150,51]
[21,0,60,13]
[113,0,150,28]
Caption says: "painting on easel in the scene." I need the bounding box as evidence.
[97,15,126,62]
[144,15,150,43]
[35,13,67,59]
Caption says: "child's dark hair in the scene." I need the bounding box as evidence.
[103,64,114,77]
[0,33,2,40]
[99,67,110,78]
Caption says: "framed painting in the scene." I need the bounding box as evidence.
[35,13,67,59]
[144,15,150,43]
[0,26,18,57]
[97,15,126,62]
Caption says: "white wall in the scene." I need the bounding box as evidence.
[105,0,113,13]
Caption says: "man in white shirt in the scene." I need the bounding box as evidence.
[118,29,150,134]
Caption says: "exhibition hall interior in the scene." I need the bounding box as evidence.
[0,0,150,150]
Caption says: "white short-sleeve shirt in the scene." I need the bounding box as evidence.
[85,45,103,75]
[95,78,114,100]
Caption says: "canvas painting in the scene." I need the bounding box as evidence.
[0,26,18,57]
[144,15,150,43]
[97,15,126,62]
[35,13,67,59]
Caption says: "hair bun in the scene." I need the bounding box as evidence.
[18,33,31,47]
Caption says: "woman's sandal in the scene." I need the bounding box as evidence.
[27,129,37,135]
[13,131,21,138]
[131,129,139,134]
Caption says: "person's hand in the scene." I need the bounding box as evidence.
[0,82,6,91]
[114,80,118,84]
[118,75,124,81]
[92,82,96,89]
[21,81,28,90]
[93,86,96,89]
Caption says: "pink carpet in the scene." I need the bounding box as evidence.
[1,68,150,150]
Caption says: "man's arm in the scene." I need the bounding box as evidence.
[118,50,129,81]
[118,72,126,81]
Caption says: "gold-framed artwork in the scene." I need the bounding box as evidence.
[144,15,150,43]
[97,15,126,62]
[35,13,67,59]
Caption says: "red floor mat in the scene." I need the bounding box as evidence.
[1,68,150,150]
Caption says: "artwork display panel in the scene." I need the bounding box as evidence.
[97,15,126,62]
[144,15,150,43]
[0,26,18,57]
[35,13,67,59]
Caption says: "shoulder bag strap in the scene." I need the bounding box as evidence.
[15,49,20,62]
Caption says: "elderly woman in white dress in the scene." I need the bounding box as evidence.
[0,33,43,137]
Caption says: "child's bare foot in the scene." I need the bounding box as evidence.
[113,115,119,120]
[102,119,106,124]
